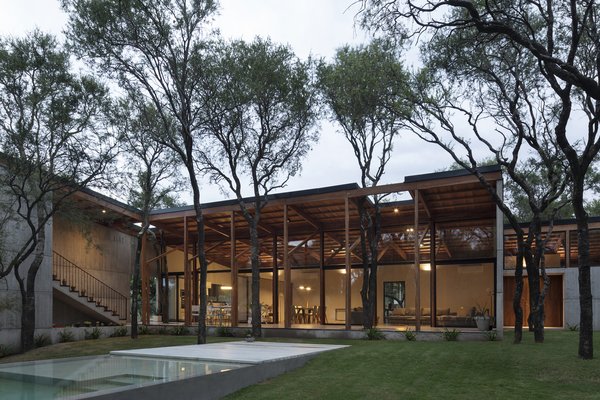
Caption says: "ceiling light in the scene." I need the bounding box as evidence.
[393,208,399,213]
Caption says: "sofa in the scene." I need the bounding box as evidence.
[386,307,476,327]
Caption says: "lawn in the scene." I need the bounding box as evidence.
[2,330,599,399]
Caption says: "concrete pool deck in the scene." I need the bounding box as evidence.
[110,341,348,364]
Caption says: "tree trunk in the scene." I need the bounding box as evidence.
[249,219,262,337]
[131,233,143,339]
[573,183,593,359]
[513,243,524,343]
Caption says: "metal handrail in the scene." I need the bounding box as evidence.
[52,251,128,320]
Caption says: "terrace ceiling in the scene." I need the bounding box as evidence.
[146,166,502,269]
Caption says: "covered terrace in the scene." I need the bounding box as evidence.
[141,165,504,333]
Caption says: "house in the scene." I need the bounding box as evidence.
[1,165,599,349]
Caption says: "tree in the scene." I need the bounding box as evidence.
[62,0,218,344]
[199,38,319,336]
[361,0,600,359]
[318,39,411,329]
[0,31,116,352]
[114,95,182,339]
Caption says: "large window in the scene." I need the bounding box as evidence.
[505,231,566,269]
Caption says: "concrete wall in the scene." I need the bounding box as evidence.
[52,215,136,302]
[563,267,600,330]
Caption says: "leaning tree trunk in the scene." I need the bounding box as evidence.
[357,199,374,329]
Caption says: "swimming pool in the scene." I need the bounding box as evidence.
[0,355,245,399]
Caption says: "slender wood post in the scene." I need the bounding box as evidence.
[414,190,421,332]
[184,215,191,325]
[193,241,198,305]
[272,235,279,324]
[345,195,351,330]
[230,211,238,327]
[283,203,291,328]
[140,231,149,325]
[430,222,436,327]
[319,230,325,325]
[565,230,571,269]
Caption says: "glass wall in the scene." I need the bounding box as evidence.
[379,264,429,327]
[505,231,566,269]
[435,263,494,327]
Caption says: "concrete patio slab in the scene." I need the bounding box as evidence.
[110,341,348,364]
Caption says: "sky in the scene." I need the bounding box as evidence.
[0,0,455,204]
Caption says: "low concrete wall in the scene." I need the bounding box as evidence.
[78,355,315,400]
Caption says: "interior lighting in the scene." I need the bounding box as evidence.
[393,208,399,213]
[299,285,305,290]
[102,209,107,214]
[221,286,232,290]
[420,264,431,271]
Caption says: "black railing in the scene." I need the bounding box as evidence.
[52,251,128,320]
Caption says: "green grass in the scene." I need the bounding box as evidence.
[2,331,599,399]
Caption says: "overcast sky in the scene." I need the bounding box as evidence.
[0,0,455,204]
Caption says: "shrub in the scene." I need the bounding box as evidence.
[364,327,386,340]
[566,323,579,332]
[0,344,12,358]
[157,326,168,335]
[58,329,75,343]
[110,326,128,337]
[84,327,102,340]
[404,328,416,341]
[217,326,234,337]
[442,328,460,341]
[484,330,497,341]
[170,325,189,336]
[34,333,51,348]
[139,325,150,335]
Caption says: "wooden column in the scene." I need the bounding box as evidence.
[140,231,149,325]
[272,235,279,324]
[414,190,421,332]
[283,203,292,328]
[430,222,436,327]
[193,242,198,305]
[345,196,351,330]
[230,211,238,327]
[565,230,571,269]
[319,230,325,325]
[183,216,191,325]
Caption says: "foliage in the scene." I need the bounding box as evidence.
[138,325,150,335]
[364,327,386,340]
[442,328,460,341]
[170,325,189,336]
[110,326,128,338]
[404,328,416,341]
[84,327,102,340]
[0,344,12,358]
[484,330,498,342]
[58,330,75,343]
[217,326,234,337]
[157,326,168,335]
[567,324,580,332]
[34,333,51,348]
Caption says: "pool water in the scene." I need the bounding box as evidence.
[0,355,245,400]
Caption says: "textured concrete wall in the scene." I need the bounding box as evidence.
[563,266,600,330]
[52,215,136,300]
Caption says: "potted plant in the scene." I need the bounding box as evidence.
[473,304,491,331]
[244,329,255,342]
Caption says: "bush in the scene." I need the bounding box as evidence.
[157,326,168,335]
[139,325,150,335]
[110,326,128,337]
[34,333,51,348]
[58,329,75,343]
[404,328,416,341]
[566,323,579,332]
[484,330,497,341]
[170,325,189,336]
[217,326,234,337]
[442,328,460,341]
[84,327,102,340]
[364,327,386,340]
[0,344,12,358]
